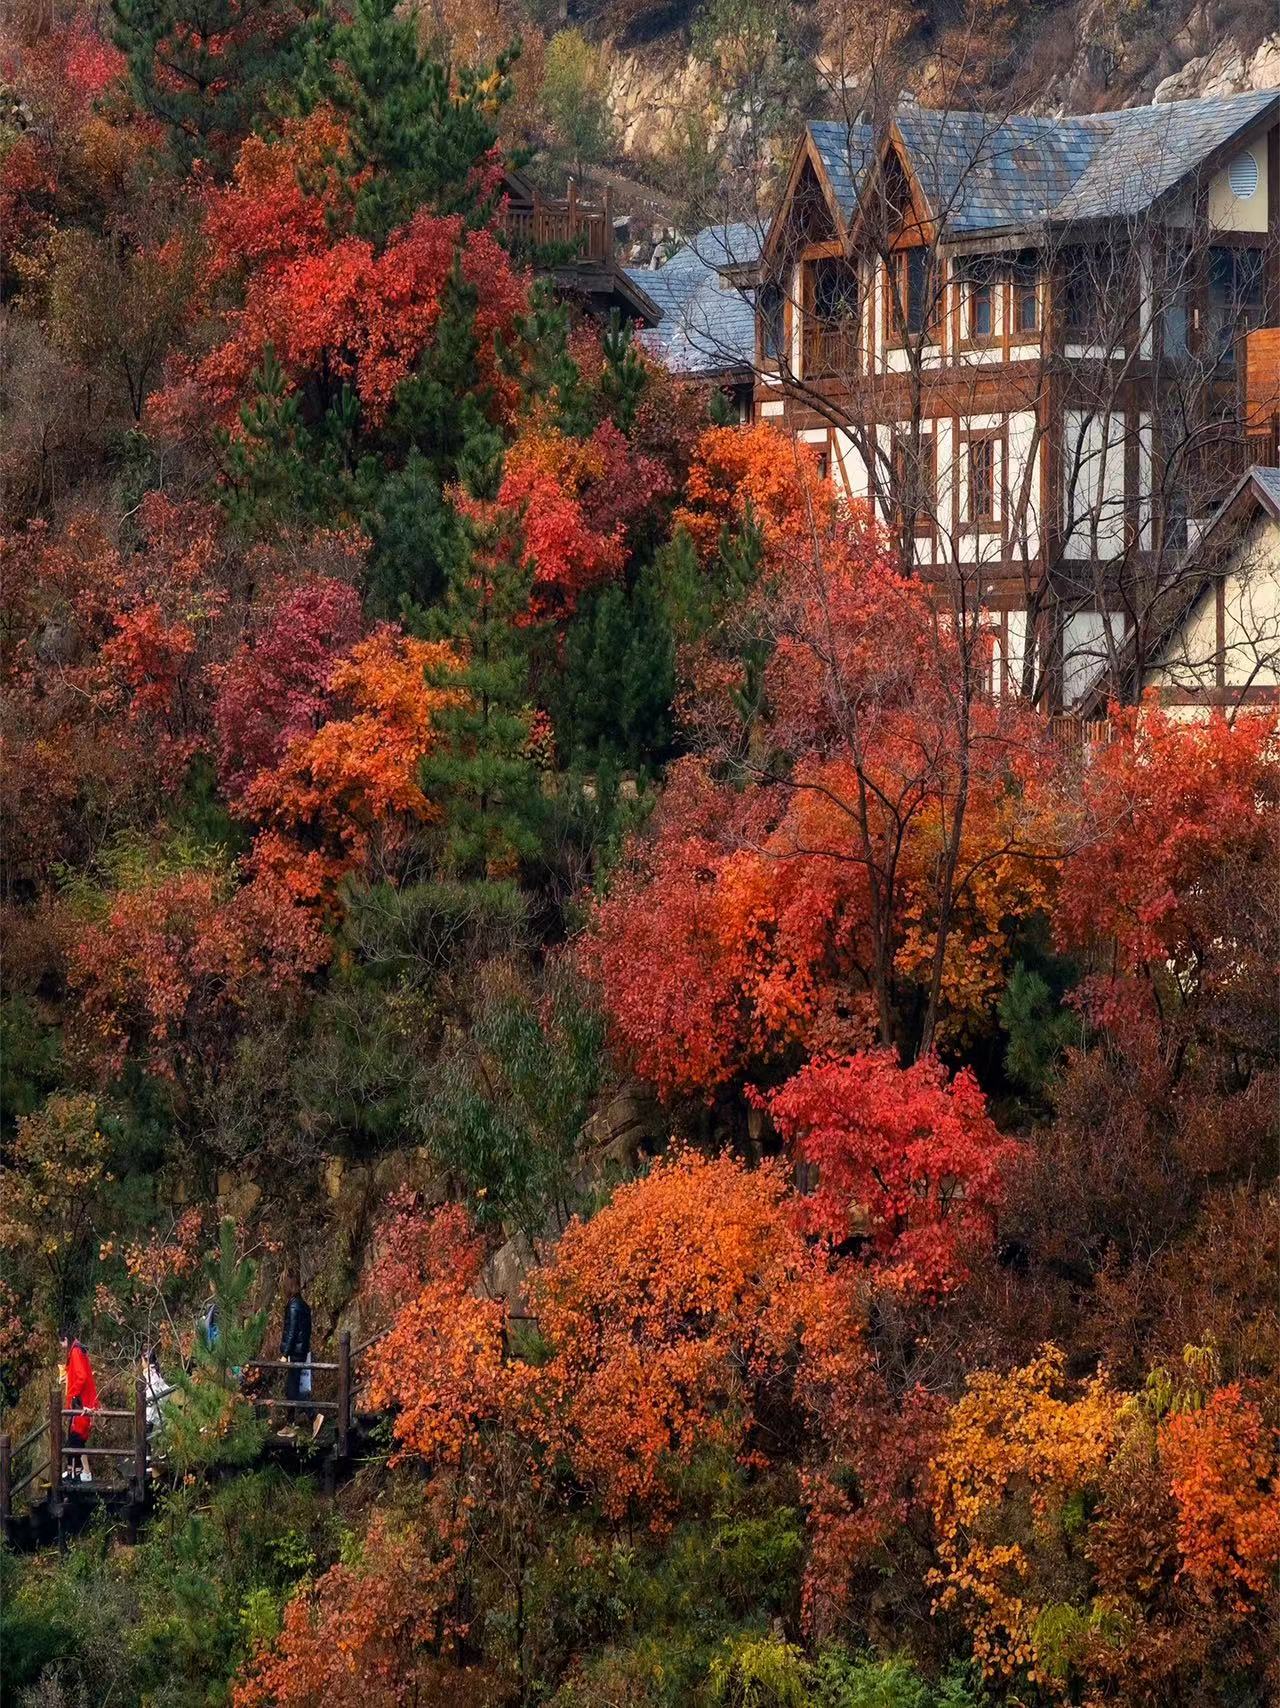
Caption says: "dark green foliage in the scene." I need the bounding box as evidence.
[521,286,595,436]
[300,0,516,242]
[386,259,503,488]
[528,1455,805,1706]
[110,0,306,172]
[600,308,647,434]
[419,467,548,880]
[421,962,605,1240]
[0,998,62,1137]
[217,348,354,532]
[553,568,675,769]
[163,1220,268,1476]
[1,1471,340,1707]
[998,919,1081,1098]
[365,451,464,622]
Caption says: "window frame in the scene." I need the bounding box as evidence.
[966,435,999,527]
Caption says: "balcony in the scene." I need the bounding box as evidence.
[802,319,859,380]
[499,180,613,266]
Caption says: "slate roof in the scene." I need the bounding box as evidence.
[802,90,1278,239]
[625,223,761,376]
[1252,465,1280,519]
[804,121,875,219]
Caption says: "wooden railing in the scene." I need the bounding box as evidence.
[499,181,614,266]
[802,320,858,380]
[1,1331,356,1538]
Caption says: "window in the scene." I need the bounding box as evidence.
[1062,250,1101,341]
[1012,255,1038,336]
[807,258,859,375]
[1208,246,1264,366]
[958,257,996,339]
[967,438,997,524]
[760,281,785,363]
[893,247,935,340]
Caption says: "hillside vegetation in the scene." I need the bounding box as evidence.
[1,3,1277,1707]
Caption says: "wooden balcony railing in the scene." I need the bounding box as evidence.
[499,181,613,266]
[802,320,859,380]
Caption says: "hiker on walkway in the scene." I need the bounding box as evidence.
[142,1347,175,1439]
[277,1273,319,1438]
[60,1327,97,1483]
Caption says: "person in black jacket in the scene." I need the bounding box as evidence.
[278,1272,312,1436]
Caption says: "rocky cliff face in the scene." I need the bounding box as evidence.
[587,0,1277,189]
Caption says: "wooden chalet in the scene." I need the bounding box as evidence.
[750,91,1280,708]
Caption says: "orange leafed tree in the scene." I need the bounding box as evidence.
[234,1515,463,1708]
[673,423,832,561]
[240,626,461,903]
[527,1149,863,1523]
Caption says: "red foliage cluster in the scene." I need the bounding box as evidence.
[213,574,363,797]
[157,112,530,433]
[66,864,327,1084]
[767,1050,1019,1300]
[490,418,670,619]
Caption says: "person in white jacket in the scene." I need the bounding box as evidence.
[143,1347,175,1437]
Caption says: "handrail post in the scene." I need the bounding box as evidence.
[337,1331,351,1460]
[48,1385,63,1513]
[1,1432,11,1538]
[134,1376,147,1500]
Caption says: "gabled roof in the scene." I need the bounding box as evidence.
[1077,465,1280,716]
[804,121,876,219]
[625,224,760,378]
[781,90,1278,247]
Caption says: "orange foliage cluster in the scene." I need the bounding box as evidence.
[361,1152,862,1528]
[673,423,832,561]
[928,1348,1280,1696]
[66,864,328,1082]
[234,1515,462,1708]
[528,1149,862,1521]
[1161,1385,1280,1612]
[240,627,461,903]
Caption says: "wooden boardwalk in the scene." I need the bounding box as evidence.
[1,1332,363,1551]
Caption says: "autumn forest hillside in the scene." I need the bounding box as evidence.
[1,1,1278,1705]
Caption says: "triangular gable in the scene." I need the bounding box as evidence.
[839,121,937,253]
[762,130,851,268]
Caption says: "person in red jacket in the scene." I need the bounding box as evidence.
[60,1326,97,1483]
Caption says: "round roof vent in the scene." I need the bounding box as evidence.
[1227,151,1259,200]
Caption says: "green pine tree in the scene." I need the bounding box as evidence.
[521,284,594,437]
[600,308,647,434]
[111,0,304,172]
[217,347,353,532]
[419,448,547,880]
[554,568,675,769]
[387,258,498,485]
[300,0,517,243]
[162,1220,267,1478]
